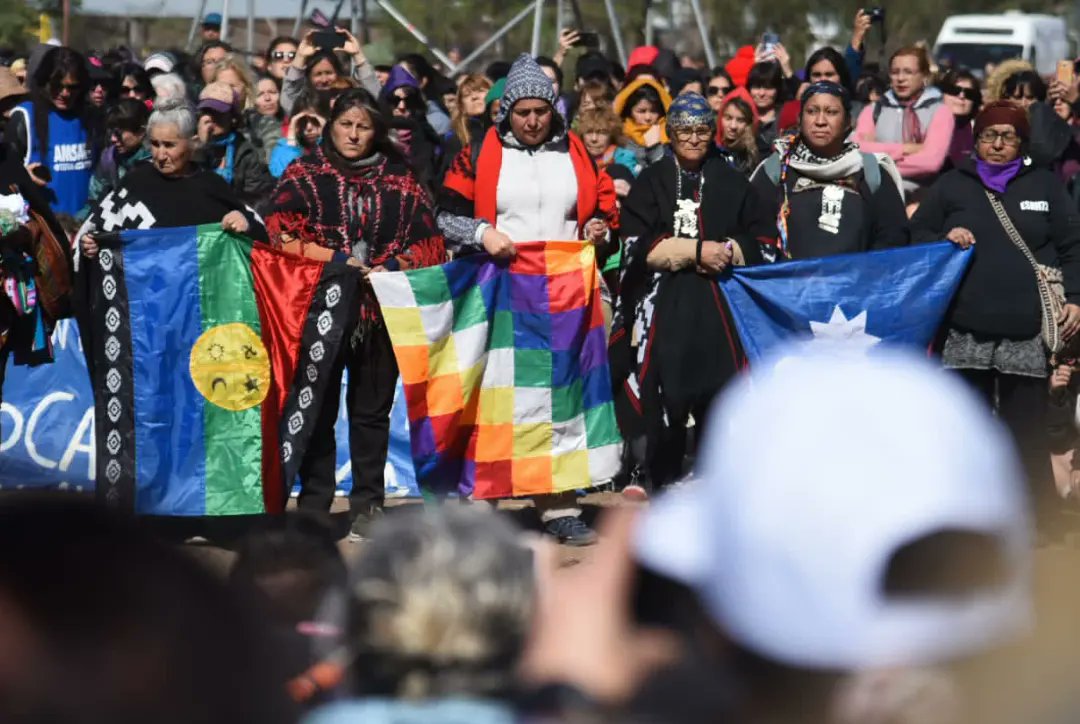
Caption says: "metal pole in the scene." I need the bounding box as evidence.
[246,0,255,53]
[602,0,626,67]
[530,0,544,56]
[687,0,716,69]
[292,0,309,38]
[555,0,564,43]
[359,0,369,43]
[454,1,538,71]
[187,0,209,51]
[350,0,359,37]
[374,0,456,69]
[220,0,231,45]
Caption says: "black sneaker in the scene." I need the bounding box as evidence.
[348,505,385,542]
[544,515,598,547]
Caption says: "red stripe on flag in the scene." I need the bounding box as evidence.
[252,243,324,513]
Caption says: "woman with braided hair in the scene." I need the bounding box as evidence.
[751,81,909,261]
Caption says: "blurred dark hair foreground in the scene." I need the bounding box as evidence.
[0,494,298,724]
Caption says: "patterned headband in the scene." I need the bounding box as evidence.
[667,91,715,128]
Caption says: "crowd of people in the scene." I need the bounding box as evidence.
[3,10,1080,719]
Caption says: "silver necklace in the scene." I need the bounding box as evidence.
[673,163,705,239]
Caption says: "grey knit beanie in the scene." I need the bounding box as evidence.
[496,53,557,125]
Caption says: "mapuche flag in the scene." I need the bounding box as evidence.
[87,225,358,516]
[370,241,623,500]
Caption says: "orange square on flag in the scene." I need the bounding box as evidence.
[394,345,430,385]
[425,373,465,416]
[512,455,554,496]
[474,423,513,462]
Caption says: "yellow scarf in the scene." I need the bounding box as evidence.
[614,77,672,147]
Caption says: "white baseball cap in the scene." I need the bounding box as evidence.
[636,347,1032,670]
[143,52,176,75]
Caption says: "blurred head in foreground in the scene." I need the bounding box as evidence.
[637,348,1032,723]
[0,497,295,724]
[336,506,535,702]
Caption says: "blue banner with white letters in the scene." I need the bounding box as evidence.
[718,242,972,363]
[0,321,418,498]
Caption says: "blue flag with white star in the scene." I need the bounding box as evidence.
[718,242,972,363]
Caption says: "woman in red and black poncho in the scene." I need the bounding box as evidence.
[266,88,445,540]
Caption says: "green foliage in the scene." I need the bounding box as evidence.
[0,0,38,51]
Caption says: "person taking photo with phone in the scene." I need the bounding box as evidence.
[281,27,380,115]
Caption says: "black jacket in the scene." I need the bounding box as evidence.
[196,131,275,212]
[910,158,1080,338]
[750,155,909,260]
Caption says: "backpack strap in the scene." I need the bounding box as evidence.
[763,153,782,185]
[859,152,880,194]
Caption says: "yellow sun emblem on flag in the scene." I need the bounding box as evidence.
[189,323,270,412]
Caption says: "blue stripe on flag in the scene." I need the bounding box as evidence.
[718,242,972,363]
[122,227,208,515]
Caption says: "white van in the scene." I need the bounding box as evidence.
[933,12,1069,77]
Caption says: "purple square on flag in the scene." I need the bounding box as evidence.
[511,273,549,314]
[551,307,587,351]
[410,417,438,459]
[578,325,607,374]
[459,459,477,496]
[476,258,502,287]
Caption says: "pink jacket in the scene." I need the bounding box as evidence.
[855,102,955,180]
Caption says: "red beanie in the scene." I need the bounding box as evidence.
[626,46,660,71]
[725,46,756,88]
[974,100,1031,140]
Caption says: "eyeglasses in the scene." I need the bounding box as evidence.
[121,86,139,95]
[977,130,1021,146]
[672,126,713,141]
[945,86,978,102]
[271,50,297,61]
[706,84,730,97]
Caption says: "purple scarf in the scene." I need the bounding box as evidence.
[975,157,1023,194]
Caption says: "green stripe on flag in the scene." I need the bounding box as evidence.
[195,225,266,515]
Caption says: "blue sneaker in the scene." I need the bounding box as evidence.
[544,515,598,546]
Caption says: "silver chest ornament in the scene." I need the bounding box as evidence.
[673,168,704,239]
[818,184,845,235]
[673,198,701,238]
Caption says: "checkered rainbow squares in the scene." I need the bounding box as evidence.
[370,241,623,499]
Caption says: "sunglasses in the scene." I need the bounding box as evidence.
[706,84,730,97]
[946,86,978,102]
[271,50,297,61]
[393,92,414,105]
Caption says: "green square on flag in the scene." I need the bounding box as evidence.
[552,380,584,423]
[452,285,488,332]
[514,348,552,388]
[490,311,514,349]
[585,403,621,447]
[408,266,452,307]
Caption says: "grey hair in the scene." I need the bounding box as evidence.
[342,506,535,700]
[147,98,196,138]
[150,72,187,103]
